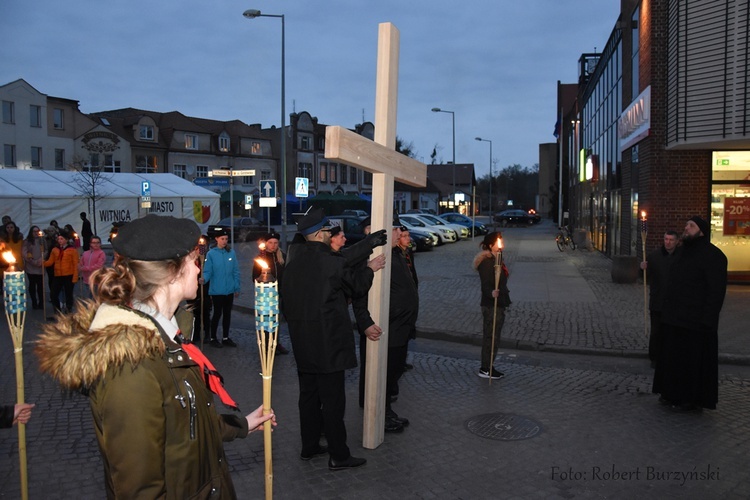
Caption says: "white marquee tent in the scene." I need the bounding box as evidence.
[0,170,220,239]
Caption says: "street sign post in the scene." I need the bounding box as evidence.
[210,167,257,245]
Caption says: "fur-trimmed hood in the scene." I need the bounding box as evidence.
[473,250,493,270]
[35,302,166,390]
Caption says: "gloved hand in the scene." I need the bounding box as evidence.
[365,229,388,249]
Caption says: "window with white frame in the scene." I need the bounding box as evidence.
[219,134,230,152]
[301,136,312,150]
[298,162,312,180]
[2,101,14,124]
[30,105,41,128]
[185,134,198,150]
[104,154,115,168]
[261,170,271,180]
[55,149,65,170]
[90,153,100,168]
[173,164,187,178]
[196,165,209,177]
[53,108,64,129]
[4,144,16,167]
[139,125,154,141]
[251,141,261,154]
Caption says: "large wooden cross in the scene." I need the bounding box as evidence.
[325,22,426,449]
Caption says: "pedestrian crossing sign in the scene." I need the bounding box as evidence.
[295,177,309,198]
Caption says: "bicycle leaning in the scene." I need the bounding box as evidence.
[555,225,577,251]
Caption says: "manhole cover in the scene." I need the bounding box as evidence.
[465,413,542,441]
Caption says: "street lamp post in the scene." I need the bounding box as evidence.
[475,137,492,216]
[431,107,455,210]
[243,9,287,248]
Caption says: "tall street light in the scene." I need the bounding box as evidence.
[243,9,287,248]
[431,107,455,210]
[475,137,492,215]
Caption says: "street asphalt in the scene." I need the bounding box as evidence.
[1,219,749,499]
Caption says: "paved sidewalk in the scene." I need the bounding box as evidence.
[1,219,749,498]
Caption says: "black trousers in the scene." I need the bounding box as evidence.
[210,294,234,340]
[358,337,407,410]
[51,275,74,312]
[648,311,663,364]
[298,371,349,461]
[187,284,211,342]
[27,273,43,308]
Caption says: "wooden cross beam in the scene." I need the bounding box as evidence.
[324,22,426,449]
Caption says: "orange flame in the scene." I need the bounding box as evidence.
[2,251,16,265]
[199,237,206,245]
[258,242,266,251]
[641,211,647,220]
[255,258,269,270]
[496,238,503,251]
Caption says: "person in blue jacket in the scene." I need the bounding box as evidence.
[202,227,241,348]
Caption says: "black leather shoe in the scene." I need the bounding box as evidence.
[300,444,328,461]
[209,339,223,348]
[384,417,404,433]
[386,409,409,427]
[222,338,237,348]
[328,456,367,471]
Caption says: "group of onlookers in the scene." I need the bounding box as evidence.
[0,212,105,313]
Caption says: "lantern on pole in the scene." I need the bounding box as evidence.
[254,258,279,500]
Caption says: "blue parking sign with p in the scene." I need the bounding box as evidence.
[141,181,151,197]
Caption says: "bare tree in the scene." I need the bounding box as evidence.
[68,155,113,235]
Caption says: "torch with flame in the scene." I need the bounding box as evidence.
[254,258,278,499]
[488,236,504,385]
[2,251,29,499]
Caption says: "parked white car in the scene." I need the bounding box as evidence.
[399,214,457,244]
[398,218,440,246]
[414,213,470,240]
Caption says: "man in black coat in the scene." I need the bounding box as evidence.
[653,216,728,411]
[641,230,680,367]
[281,208,383,471]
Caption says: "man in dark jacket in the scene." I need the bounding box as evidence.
[653,216,727,411]
[385,226,419,429]
[281,208,380,471]
[641,230,680,367]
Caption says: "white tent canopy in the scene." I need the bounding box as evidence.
[0,170,220,239]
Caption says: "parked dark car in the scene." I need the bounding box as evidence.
[492,209,534,227]
[439,212,489,236]
[328,214,368,247]
[527,209,542,224]
[216,216,268,242]
[408,229,435,252]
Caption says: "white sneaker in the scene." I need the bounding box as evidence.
[478,368,505,380]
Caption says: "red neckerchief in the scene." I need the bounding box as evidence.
[177,332,239,411]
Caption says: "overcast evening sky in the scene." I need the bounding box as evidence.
[2,0,620,178]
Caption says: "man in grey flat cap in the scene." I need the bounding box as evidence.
[652,215,727,412]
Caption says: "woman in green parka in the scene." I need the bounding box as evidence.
[36,214,276,499]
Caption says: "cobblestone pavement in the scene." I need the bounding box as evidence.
[1,220,749,498]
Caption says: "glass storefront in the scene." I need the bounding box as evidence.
[711,152,750,276]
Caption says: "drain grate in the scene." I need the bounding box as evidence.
[465,413,542,441]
